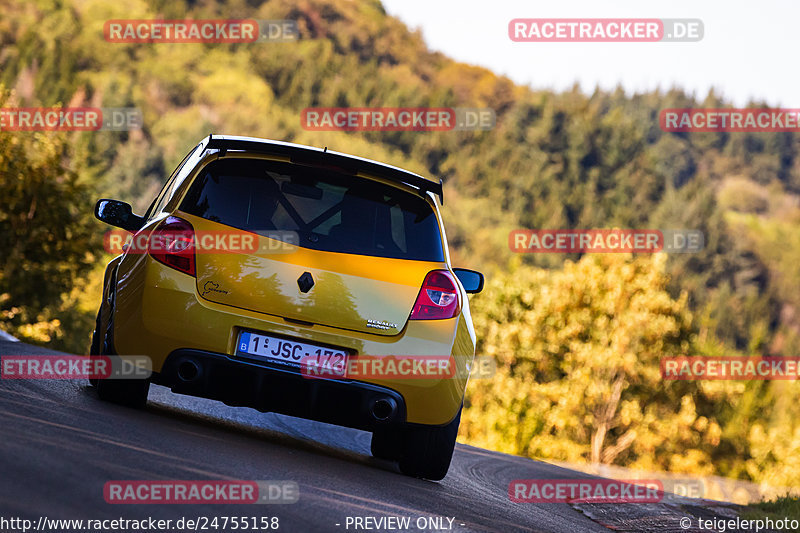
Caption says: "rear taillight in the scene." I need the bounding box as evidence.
[409,270,460,320]
[148,216,196,277]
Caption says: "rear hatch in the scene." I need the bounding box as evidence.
[178,157,446,336]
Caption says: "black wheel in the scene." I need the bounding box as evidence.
[89,271,115,387]
[96,375,150,409]
[91,266,149,408]
[397,408,461,481]
[371,427,403,460]
[88,306,103,387]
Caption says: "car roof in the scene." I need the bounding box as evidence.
[203,134,444,204]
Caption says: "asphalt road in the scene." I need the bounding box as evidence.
[0,341,745,533]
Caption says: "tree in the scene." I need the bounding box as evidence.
[0,88,99,344]
[462,254,721,474]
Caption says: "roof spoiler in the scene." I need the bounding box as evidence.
[204,135,444,204]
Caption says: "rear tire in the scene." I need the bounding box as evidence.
[397,408,461,481]
[371,428,403,460]
[91,267,149,408]
[88,307,103,388]
[90,267,118,387]
[97,375,150,409]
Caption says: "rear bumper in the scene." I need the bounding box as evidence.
[113,255,475,425]
[152,349,408,432]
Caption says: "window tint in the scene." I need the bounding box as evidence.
[180,158,444,261]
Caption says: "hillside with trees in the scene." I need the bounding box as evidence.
[2,0,799,487]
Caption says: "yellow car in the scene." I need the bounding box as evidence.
[91,135,484,480]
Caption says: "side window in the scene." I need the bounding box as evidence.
[146,142,204,221]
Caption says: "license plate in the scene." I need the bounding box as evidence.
[236,331,347,375]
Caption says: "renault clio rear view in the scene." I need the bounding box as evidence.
[91,135,484,480]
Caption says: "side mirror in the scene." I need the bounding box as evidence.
[453,268,484,294]
[95,199,144,232]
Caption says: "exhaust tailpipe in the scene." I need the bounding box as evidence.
[370,397,397,421]
[177,360,200,382]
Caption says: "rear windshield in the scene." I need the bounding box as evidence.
[180,158,444,261]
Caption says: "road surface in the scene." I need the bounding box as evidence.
[0,341,745,532]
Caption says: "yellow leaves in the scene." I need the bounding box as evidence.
[671,395,699,433]
[704,420,722,447]
[618,399,643,427]
[669,450,715,476]
[150,108,212,167]
[746,422,800,487]
[195,56,274,112]
[463,253,708,471]
[15,317,61,344]
[0,290,18,323]
[435,63,507,109]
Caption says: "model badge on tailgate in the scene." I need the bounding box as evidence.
[366,319,397,330]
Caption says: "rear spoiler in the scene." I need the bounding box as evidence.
[205,135,444,204]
